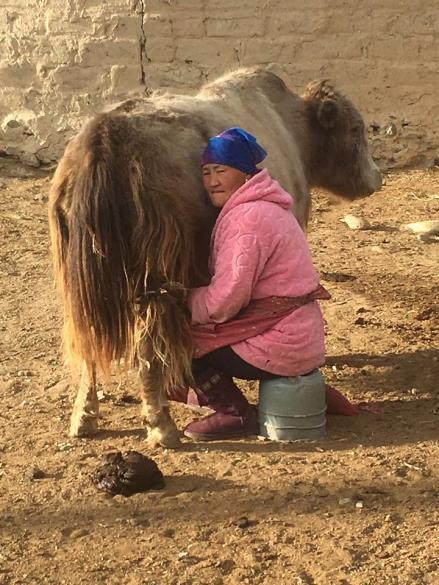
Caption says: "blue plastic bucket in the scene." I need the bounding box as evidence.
[258,369,326,441]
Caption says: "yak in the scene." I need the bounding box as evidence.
[48,67,382,448]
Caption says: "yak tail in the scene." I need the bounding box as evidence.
[48,114,194,389]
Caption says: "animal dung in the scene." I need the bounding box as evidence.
[92,451,165,496]
[340,214,371,230]
[401,220,439,236]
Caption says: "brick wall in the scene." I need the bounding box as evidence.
[0,0,438,168]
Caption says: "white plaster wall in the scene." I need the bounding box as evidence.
[0,0,438,168]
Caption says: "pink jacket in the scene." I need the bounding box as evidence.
[188,169,326,376]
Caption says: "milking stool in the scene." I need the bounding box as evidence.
[258,369,327,441]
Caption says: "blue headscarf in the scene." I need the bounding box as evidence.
[201,127,267,175]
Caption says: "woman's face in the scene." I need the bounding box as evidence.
[202,164,248,207]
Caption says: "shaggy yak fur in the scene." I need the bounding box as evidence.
[48,67,382,448]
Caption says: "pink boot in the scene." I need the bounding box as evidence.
[167,386,213,413]
[325,384,360,416]
[183,368,258,441]
[187,389,213,413]
[167,386,189,404]
[184,407,258,441]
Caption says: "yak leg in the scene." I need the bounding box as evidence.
[69,362,99,437]
[138,350,181,449]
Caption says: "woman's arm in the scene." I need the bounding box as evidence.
[188,206,270,325]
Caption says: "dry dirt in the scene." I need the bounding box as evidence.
[0,162,438,585]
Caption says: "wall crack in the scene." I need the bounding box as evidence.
[133,0,151,92]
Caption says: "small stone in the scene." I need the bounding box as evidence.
[44,377,62,390]
[125,517,148,527]
[234,516,254,529]
[21,152,41,168]
[321,271,356,282]
[31,466,46,480]
[338,497,352,506]
[33,192,48,203]
[118,393,140,404]
[70,528,89,538]
[296,572,314,585]
[395,467,407,478]
[418,233,439,243]
[385,122,397,136]
[57,442,74,452]
[415,307,434,321]
[402,220,439,236]
[8,380,24,394]
[340,214,371,230]
[97,390,107,402]
[355,500,364,509]
[61,527,89,539]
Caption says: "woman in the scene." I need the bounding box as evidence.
[166,126,336,441]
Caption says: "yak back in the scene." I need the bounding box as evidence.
[199,68,311,225]
[122,68,312,225]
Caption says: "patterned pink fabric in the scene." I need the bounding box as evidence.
[188,169,327,376]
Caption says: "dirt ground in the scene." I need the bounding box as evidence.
[0,162,438,585]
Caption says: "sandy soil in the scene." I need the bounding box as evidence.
[0,162,438,585]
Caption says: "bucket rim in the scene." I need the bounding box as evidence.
[258,407,327,418]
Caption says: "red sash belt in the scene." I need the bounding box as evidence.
[192,284,331,358]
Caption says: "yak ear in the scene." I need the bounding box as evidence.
[317,99,339,129]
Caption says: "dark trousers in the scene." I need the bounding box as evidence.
[193,346,277,381]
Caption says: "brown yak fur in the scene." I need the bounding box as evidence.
[48,67,381,447]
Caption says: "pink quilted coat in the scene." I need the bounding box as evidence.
[188,169,326,376]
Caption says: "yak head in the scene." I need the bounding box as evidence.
[303,80,382,199]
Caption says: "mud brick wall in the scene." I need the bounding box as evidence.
[0,0,438,168]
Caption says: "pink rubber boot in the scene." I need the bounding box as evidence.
[183,368,258,441]
[325,384,360,416]
[167,385,212,413]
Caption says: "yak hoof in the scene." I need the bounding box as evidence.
[147,427,182,449]
[69,412,99,437]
